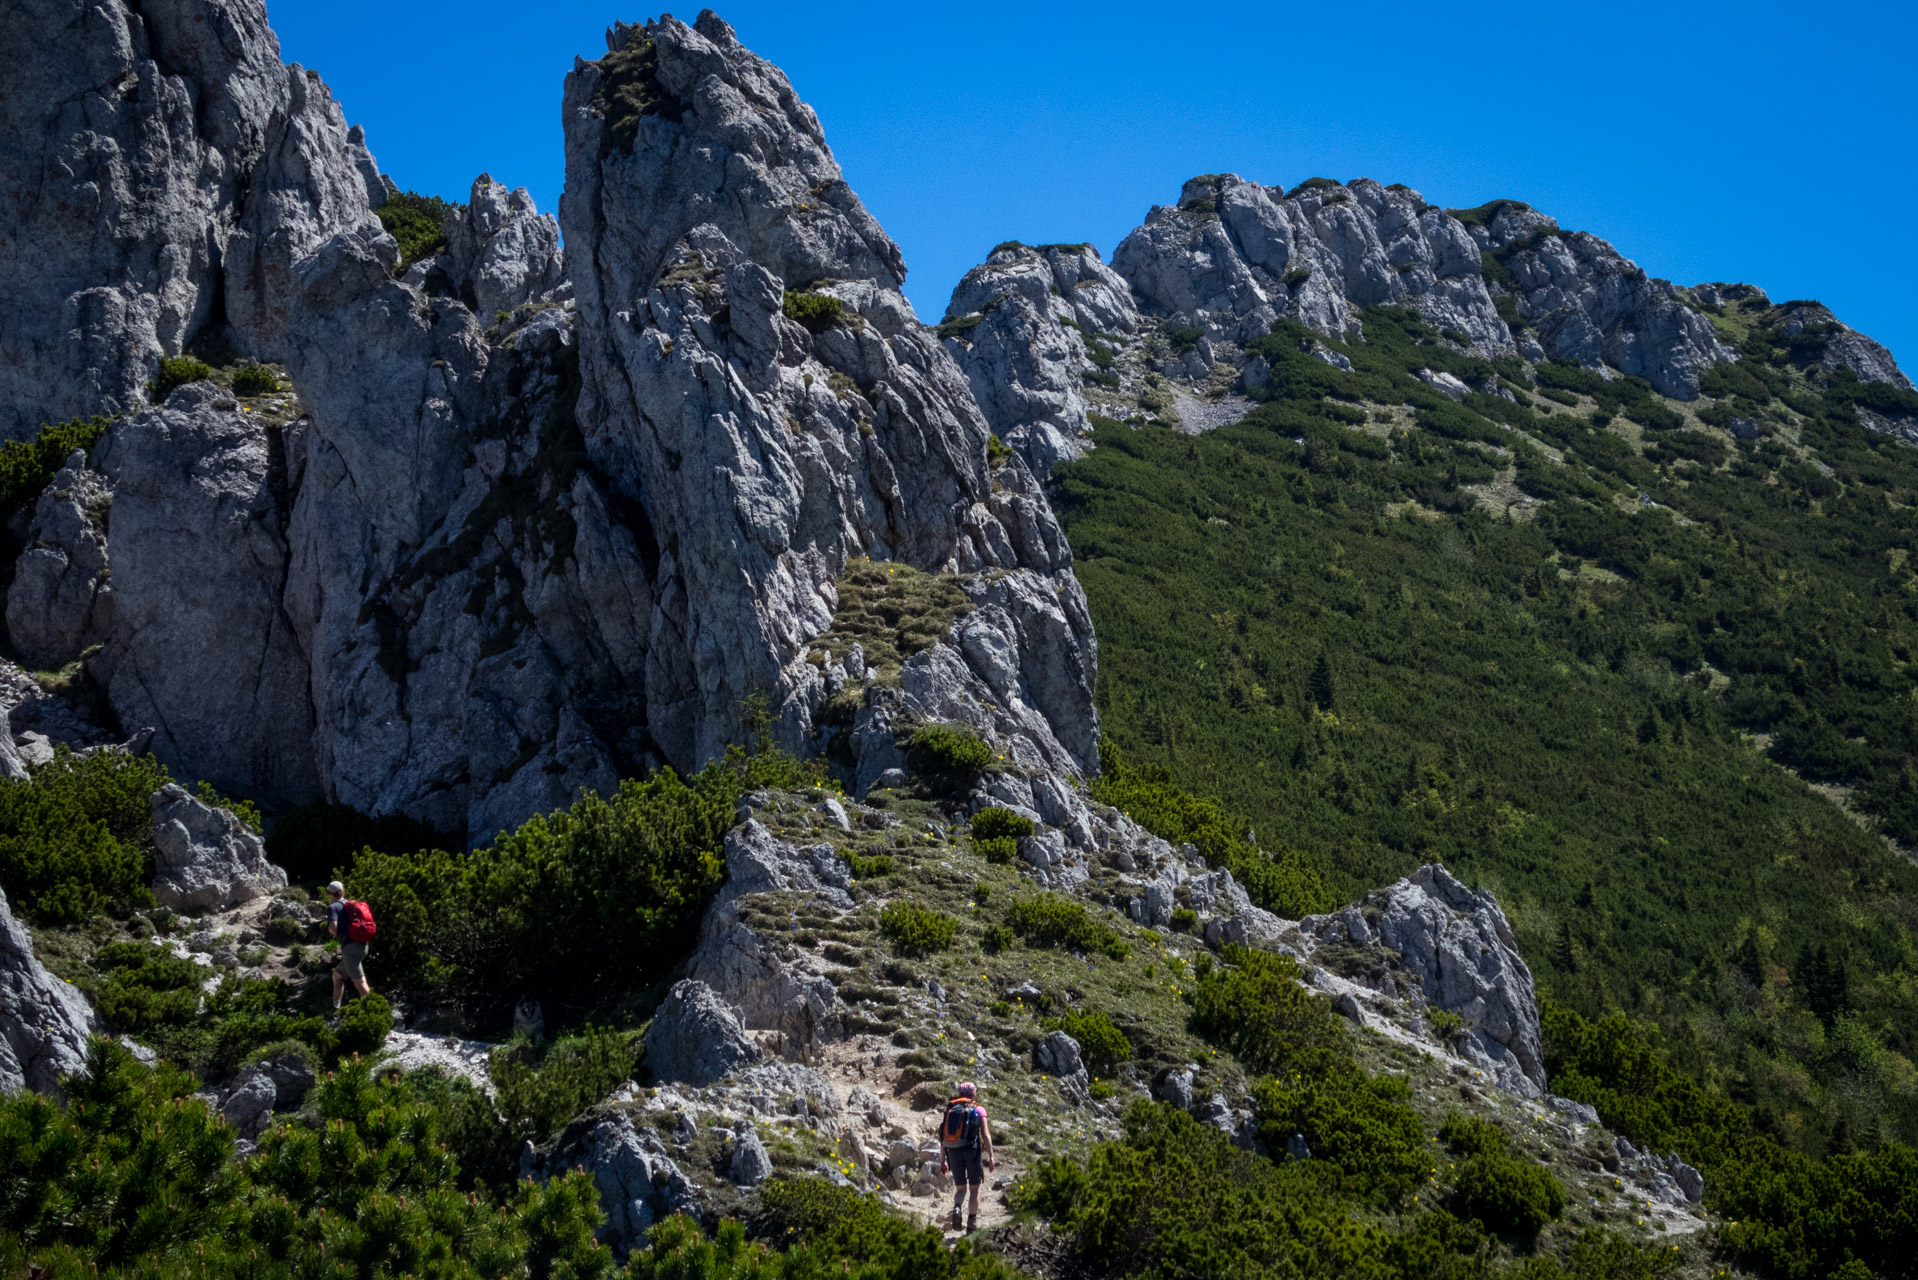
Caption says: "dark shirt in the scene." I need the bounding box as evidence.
[328,899,346,935]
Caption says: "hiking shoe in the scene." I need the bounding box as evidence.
[949,1208,963,1230]
[967,1215,978,1234]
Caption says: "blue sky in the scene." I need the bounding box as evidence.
[270,1,1916,369]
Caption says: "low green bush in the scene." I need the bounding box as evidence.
[0,750,172,925]
[982,924,1013,953]
[1255,1068,1432,1205]
[976,836,1016,864]
[376,190,455,268]
[0,1041,611,1279]
[0,415,111,540]
[149,355,212,399]
[1091,741,1331,917]
[971,807,1034,841]
[1188,945,1342,1074]
[986,434,1013,468]
[85,941,389,1075]
[1169,906,1198,931]
[906,723,995,778]
[845,851,895,879]
[1005,892,1128,959]
[1045,1009,1130,1077]
[347,742,819,1019]
[1439,1113,1565,1239]
[878,901,957,956]
[491,1026,639,1146]
[782,290,844,334]
[229,362,279,396]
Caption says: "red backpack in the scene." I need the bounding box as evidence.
[341,899,377,943]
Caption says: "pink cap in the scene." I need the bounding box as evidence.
[956,1081,977,1097]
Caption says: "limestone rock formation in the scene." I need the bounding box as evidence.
[86,384,316,806]
[7,452,114,669]
[1766,299,1912,390]
[1301,864,1545,1097]
[0,885,100,1095]
[148,783,288,910]
[1113,175,1506,353]
[436,174,569,321]
[940,242,1140,473]
[529,1109,699,1257]
[1463,199,1731,398]
[1098,176,1739,400]
[689,820,844,1056]
[0,0,383,438]
[642,979,763,1085]
[560,12,1097,772]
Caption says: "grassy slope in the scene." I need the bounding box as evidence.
[1054,305,1918,1155]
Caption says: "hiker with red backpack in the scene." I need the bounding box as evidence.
[939,1081,995,1233]
[326,880,377,1009]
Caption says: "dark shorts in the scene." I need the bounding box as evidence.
[947,1146,984,1186]
[336,941,367,981]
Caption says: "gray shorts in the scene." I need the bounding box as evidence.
[336,941,368,982]
[947,1146,984,1186]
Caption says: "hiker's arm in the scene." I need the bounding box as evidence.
[982,1117,994,1168]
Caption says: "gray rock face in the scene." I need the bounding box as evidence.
[439,173,568,321]
[1113,175,1507,352]
[4,4,1103,848]
[560,13,1096,771]
[530,1109,698,1257]
[643,979,763,1086]
[689,823,843,1056]
[148,783,287,910]
[0,0,383,438]
[1109,176,1732,399]
[7,451,113,669]
[1767,300,1912,390]
[87,385,317,806]
[0,885,100,1095]
[1362,864,1545,1096]
[941,242,1140,473]
[1465,200,1732,399]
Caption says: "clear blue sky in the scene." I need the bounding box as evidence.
[270,1,1916,370]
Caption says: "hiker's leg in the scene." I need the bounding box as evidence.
[332,970,344,1005]
[356,974,371,997]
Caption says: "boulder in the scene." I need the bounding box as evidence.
[0,885,100,1094]
[1035,1029,1084,1077]
[218,1065,279,1139]
[729,1125,774,1186]
[643,980,763,1086]
[148,784,288,911]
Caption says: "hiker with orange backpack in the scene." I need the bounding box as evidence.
[939,1081,994,1233]
[326,880,377,1009]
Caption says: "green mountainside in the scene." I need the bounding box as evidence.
[1056,303,1918,1156]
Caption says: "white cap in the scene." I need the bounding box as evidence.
[327,880,345,897]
